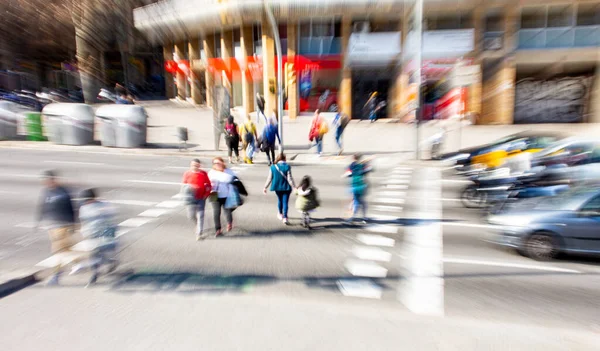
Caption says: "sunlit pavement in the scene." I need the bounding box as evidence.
[1,148,600,349]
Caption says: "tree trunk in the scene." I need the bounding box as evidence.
[75,28,104,103]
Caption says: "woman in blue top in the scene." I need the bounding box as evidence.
[263,153,296,224]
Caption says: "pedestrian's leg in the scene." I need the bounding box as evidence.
[316,137,323,154]
[224,202,233,230]
[282,191,290,221]
[196,199,206,239]
[212,199,222,233]
[187,203,197,222]
[276,191,284,218]
[359,195,368,219]
[227,140,233,162]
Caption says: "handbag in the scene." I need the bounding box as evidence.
[225,185,243,209]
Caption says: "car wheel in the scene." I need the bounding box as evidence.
[461,185,487,208]
[524,232,559,261]
[327,103,339,112]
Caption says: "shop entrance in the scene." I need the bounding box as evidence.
[351,68,390,120]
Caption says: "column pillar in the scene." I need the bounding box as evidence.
[221,30,234,99]
[468,6,484,122]
[163,43,175,99]
[339,16,352,117]
[481,59,515,125]
[174,41,187,100]
[262,18,277,116]
[188,38,203,105]
[287,23,299,120]
[240,26,255,116]
[590,59,600,123]
[203,35,215,108]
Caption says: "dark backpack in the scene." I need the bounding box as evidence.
[244,125,254,143]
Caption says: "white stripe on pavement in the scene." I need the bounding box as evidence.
[156,200,184,208]
[119,217,154,227]
[337,279,383,299]
[345,259,388,278]
[443,257,581,274]
[15,223,50,230]
[376,191,406,198]
[383,179,411,185]
[352,246,392,262]
[357,234,395,247]
[374,198,405,205]
[138,208,171,217]
[124,180,181,186]
[367,225,398,234]
[373,205,404,212]
[43,160,106,166]
[442,179,471,184]
[164,166,190,170]
[115,228,132,238]
[370,214,399,221]
[383,184,409,190]
[106,200,158,207]
[442,222,498,230]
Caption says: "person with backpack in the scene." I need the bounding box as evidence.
[209,157,237,236]
[309,110,328,156]
[295,176,320,229]
[333,112,350,155]
[240,115,258,164]
[224,116,240,163]
[262,114,280,165]
[263,153,296,225]
[344,154,373,223]
[182,159,212,240]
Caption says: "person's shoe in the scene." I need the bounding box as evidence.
[283,218,289,225]
[215,229,223,237]
[86,273,98,288]
[227,224,233,232]
[46,274,61,286]
[277,213,283,221]
[196,234,204,241]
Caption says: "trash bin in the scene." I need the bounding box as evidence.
[0,101,20,140]
[97,116,117,147]
[25,112,45,141]
[96,105,147,148]
[41,103,94,145]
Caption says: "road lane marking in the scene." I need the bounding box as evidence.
[352,246,392,262]
[337,279,383,299]
[43,160,106,166]
[374,198,405,205]
[115,228,132,238]
[119,217,155,227]
[15,223,50,230]
[370,214,399,221]
[442,222,497,230]
[442,257,581,273]
[157,200,184,208]
[367,225,398,234]
[442,179,471,184]
[125,180,181,186]
[138,208,171,217]
[394,167,413,171]
[357,234,395,247]
[377,191,406,198]
[106,200,157,207]
[0,190,19,194]
[345,259,388,278]
[164,166,190,170]
[0,174,43,178]
[383,179,411,185]
[373,205,404,212]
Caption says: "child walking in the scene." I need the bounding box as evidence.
[295,176,320,229]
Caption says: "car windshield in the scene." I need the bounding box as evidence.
[534,140,572,158]
[533,188,596,211]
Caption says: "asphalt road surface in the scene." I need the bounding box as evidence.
[1,148,599,350]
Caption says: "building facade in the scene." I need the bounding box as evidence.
[134,0,600,124]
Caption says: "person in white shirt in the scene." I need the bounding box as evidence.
[208,157,236,236]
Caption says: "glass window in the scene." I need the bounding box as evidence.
[547,5,574,27]
[214,33,221,57]
[300,22,311,37]
[581,195,600,213]
[577,3,600,26]
[485,13,504,32]
[435,16,461,30]
[521,7,546,29]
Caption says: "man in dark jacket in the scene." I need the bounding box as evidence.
[36,170,76,285]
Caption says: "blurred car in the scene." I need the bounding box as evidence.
[447,131,564,171]
[531,138,600,168]
[301,88,338,112]
[488,187,600,260]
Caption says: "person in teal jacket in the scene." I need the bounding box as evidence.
[263,153,296,224]
[344,154,373,222]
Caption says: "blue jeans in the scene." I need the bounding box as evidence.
[187,198,206,235]
[276,191,291,218]
[315,137,323,154]
[335,128,343,150]
[369,111,377,122]
[352,192,367,219]
[246,141,256,159]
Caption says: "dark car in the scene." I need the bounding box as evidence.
[531,138,600,168]
[488,187,600,260]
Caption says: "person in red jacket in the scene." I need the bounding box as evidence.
[182,159,212,241]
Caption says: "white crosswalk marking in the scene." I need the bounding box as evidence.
[119,217,155,227]
[352,246,392,262]
[337,279,383,299]
[138,208,171,217]
[367,225,398,234]
[383,179,411,185]
[106,200,157,207]
[156,200,184,208]
[373,205,403,212]
[374,198,405,205]
[125,180,181,186]
[376,191,406,198]
[370,214,398,221]
[345,259,388,278]
[357,234,395,247]
[383,184,408,190]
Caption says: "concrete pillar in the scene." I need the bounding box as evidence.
[174,42,187,100]
[503,4,519,55]
[221,30,234,98]
[240,26,255,115]
[590,60,600,123]
[163,43,175,99]
[287,23,299,120]
[339,16,352,117]
[481,59,516,125]
[203,35,215,107]
[188,39,203,105]
[262,19,277,116]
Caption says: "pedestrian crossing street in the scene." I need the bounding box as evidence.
[337,166,413,301]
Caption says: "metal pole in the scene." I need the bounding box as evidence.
[414,0,423,160]
[264,1,284,154]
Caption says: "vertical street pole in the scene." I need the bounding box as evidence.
[264,0,284,154]
[414,0,423,160]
